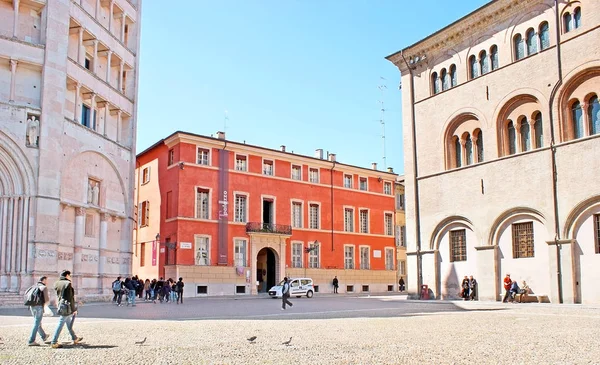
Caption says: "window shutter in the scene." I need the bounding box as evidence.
[145,201,150,225]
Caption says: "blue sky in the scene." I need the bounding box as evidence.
[136,0,488,174]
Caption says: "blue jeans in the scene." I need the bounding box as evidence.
[51,314,77,344]
[28,306,47,344]
[128,289,136,305]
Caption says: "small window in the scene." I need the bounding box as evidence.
[359,177,368,191]
[431,72,440,94]
[140,242,145,267]
[309,168,319,183]
[594,214,600,254]
[450,230,466,262]
[450,65,457,87]
[234,195,247,223]
[236,286,246,294]
[292,242,303,268]
[384,213,393,236]
[360,246,370,270]
[84,58,91,70]
[197,285,208,294]
[139,200,149,227]
[359,209,369,234]
[441,69,449,91]
[362,285,370,292]
[469,55,478,79]
[490,45,499,70]
[314,285,319,292]
[395,193,404,210]
[514,34,525,60]
[512,222,534,258]
[564,12,573,33]
[308,242,320,268]
[344,208,354,232]
[85,214,94,237]
[589,96,600,136]
[573,7,582,29]
[142,167,150,184]
[476,130,484,163]
[383,182,392,195]
[385,248,394,270]
[346,285,354,292]
[344,174,353,188]
[400,260,406,276]
[235,155,247,171]
[291,165,302,180]
[520,118,531,152]
[344,245,354,269]
[534,113,544,148]
[197,148,210,165]
[526,28,537,55]
[196,188,209,219]
[263,160,274,176]
[81,104,93,129]
[572,101,584,139]
[195,236,209,266]
[234,239,247,267]
[508,121,517,155]
[539,22,550,50]
[387,285,394,292]
[168,149,174,165]
[465,134,473,165]
[309,204,320,229]
[454,137,462,168]
[291,202,302,228]
[479,51,489,74]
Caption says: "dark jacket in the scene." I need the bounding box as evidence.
[176,280,184,293]
[54,276,76,314]
[124,278,136,291]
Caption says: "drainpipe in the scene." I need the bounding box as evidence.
[135,159,141,263]
[330,160,336,252]
[548,0,564,304]
[400,51,424,298]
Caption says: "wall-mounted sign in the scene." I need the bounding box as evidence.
[180,242,192,249]
[373,250,382,258]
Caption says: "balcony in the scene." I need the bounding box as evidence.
[246,222,292,235]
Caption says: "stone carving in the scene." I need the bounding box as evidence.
[106,257,120,264]
[76,207,86,216]
[87,179,100,206]
[26,115,40,148]
[81,254,99,262]
[58,252,74,261]
[33,248,57,259]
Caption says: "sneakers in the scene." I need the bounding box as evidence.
[51,343,63,349]
[27,342,40,346]
[73,337,83,345]
[42,334,50,343]
[281,308,285,310]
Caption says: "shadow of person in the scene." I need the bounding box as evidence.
[58,343,118,350]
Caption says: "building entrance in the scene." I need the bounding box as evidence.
[256,247,277,292]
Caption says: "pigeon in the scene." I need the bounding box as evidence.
[282,337,292,346]
[247,336,257,344]
[134,337,147,345]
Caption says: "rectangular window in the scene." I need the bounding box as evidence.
[85,214,94,236]
[344,174,353,188]
[263,160,274,176]
[84,57,91,70]
[309,168,319,183]
[195,236,209,265]
[168,149,174,165]
[166,191,173,219]
[359,209,369,233]
[309,204,320,229]
[344,245,354,269]
[384,213,393,236]
[140,242,146,267]
[234,194,247,223]
[512,222,535,258]
[384,182,392,195]
[400,260,406,276]
[308,242,319,268]
[196,188,209,219]
[344,208,354,232]
[81,104,91,128]
[235,155,247,171]
[197,148,209,165]
[234,239,247,267]
[385,248,394,270]
[401,226,406,247]
[292,202,302,228]
[450,230,467,262]
[291,165,302,180]
[139,201,149,227]
[360,246,370,270]
[595,214,600,254]
[292,242,303,268]
[359,177,368,191]
[395,193,405,210]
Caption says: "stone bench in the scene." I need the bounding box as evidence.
[512,290,550,303]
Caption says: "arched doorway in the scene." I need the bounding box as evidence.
[256,247,277,293]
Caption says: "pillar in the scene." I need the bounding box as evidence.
[103,102,109,136]
[460,139,467,167]
[90,93,97,130]
[75,208,85,249]
[109,0,114,34]
[406,251,419,297]
[472,135,479,163]
[118,61,124,92]
[547,240,576,304]
[121,13,127,42]
[78,27,85,65]
[0,197,9,291]
[95,0,101,19]
[9,59,17,102]
[92,40,99,74]
[116,109,122,143]
[279,238,286,285]
[106,50,113,84]
[250,237,257,295]
[74,83,81,122]
[98,213,108,290]
[581,102,590,137]
[474,245,499,301]
[12,0,19,38]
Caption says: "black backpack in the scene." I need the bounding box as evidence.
[24,284,45,306]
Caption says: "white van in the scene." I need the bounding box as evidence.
[268,278,314,298]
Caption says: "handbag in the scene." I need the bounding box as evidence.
[57,283,72,316]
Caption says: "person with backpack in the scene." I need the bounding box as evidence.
[25,276,50,346]
[176,277,184,304]
[112,276,123,306]
[124,277,137,306]
[281,277,293,310]
[51,270,83,348]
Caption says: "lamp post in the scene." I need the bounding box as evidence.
[304,241,319,278]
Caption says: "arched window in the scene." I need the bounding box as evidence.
[455,137,462,168]
[534,113,543,148]
[432,72,440,95]
[441,69,449,91]
[572,101,584,139]
[476,131,484,163]
[508,121,516,155]
[573,7,582,29]
[450,65,457,87]
[539,22,550,50]
[469,55,478,79]
[564,12,573,33]
[514,34,525,60]
[589,96,600,136]
[465,134,473,165]
[520,118,531,152]
[480,51,489,74]
[490,45,499,70]
[526,29,537,55]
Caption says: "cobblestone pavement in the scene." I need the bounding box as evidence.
[1,297,599,364]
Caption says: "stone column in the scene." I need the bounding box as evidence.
[74,83,81,122]
[581,102,590,137]
[92,40,99,74]
[279,238,286,284]
[474,245,499,301]
[406,251,418,297]
[0,197,9,291]
[12,0,19,38]
[9,59,17,102]
[118,61,124,92]
[98,213,108,290]
[95,0,101,19]
[90,93,97,130]
[459,138,467,167]
[78,27,85,65]
[103,102,109,136]
[472,135,479,163]
[75,207,85,249]
[515,124,522,153]
[19,197,29,276]
[108,0,114,34]
[250,237,257,295]
[547,239,576,304]
[121,13,127,42]
[116,109,122,143]
[106,50,113,84]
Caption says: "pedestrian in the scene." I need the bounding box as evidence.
[461,276,470,300]
[509,280,521,303]
[156,277,164,302]
[170,280,177,303]
[112,276,123,306]
[502,274,513,303]
[469,275,477,301]
[144,279,151,301]
[281,277,293,310]
[398,277,405,292]
[332,276,339,294]
[26,276,50,346]
[137,277,144,299]
[51,270,83,348]
[162,280,171,303]
[124,277,136,306]
[176,277,184,304]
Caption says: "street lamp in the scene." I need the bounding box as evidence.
[304,241,319,278]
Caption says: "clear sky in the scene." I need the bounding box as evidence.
[136,0,489,174]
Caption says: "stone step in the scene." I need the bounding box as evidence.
[0,294,25,307]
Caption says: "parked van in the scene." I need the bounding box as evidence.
[269,278,314,298]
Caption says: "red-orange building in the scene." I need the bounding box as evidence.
[134,131,398,296]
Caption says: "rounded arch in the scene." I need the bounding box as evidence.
[504,3,555,45]
[0,131,36,196]
[563,195,600,239]
[441,111,485,170]
[488,207,548,247]
[429,216,475,251]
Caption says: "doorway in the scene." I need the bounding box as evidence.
[257,247,277,292]
[262,199,274,226]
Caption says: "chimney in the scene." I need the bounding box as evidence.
[328,153,336,162]
[372,162,378,170]
[387,167,394,173]
[315,149,323,159]
[216,131,225,140]
[280,145,286,152]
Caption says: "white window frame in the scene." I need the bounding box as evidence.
[400,260,406,276]
[195,186,212,220]
[385,247,395,270]
[384,211,394,236]
[262,158,274,176]
[308,167,319,183]
[359,176,368,191]
[359,245,370,270]
[233,191,249,223]
[139,200,149,227]
[343,174,353,189]
[344,244,355,269]
[234,153,248,172]
[291,164,302,181]
[142,167,150,184]
[308,241,320,268]
[359,208,369,234]
[308,201,321,230]
[196,146,211,166]
[291,241,303,268]
[233,238,248,267]
[194,234,211,266]
[168,149,174,166]
[261,194,277,225]
[344,206,355,232]
[396,192,405,210]
[383,181,392,195]
[290,199,303,229]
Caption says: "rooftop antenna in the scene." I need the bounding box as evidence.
[378,77,387,169]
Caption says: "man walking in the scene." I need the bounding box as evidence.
[281,277,293,310]
[176,277,184,304]
[112,276,123,306]
[27,276,50,346]
[332,276,339,294]
[51,270,83,348]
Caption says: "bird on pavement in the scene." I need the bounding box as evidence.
[247,336,257,344]
[134,337,147,345]
[282,337,292,346]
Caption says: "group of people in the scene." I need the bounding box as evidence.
[26,270,83,348]
[460,275,478,301]
[111,276,184,306]
[502,273,529,303]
